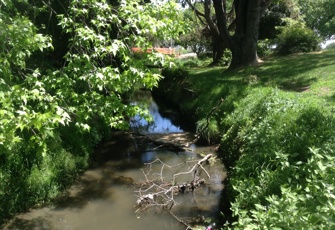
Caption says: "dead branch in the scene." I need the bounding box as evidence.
[172,154,212,184]
[168,209,193,230]
[134,154,214,229]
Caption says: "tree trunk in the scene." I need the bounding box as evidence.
[210,35,225,66]
[228,0,264,70]
[212,0,270,70]
[185,0,270,70]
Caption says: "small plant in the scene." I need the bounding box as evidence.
[220,49,232,66]
[196,118,220,144]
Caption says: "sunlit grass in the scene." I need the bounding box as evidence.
[187,50,335,108]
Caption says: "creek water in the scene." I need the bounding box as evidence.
[4,91,226,230]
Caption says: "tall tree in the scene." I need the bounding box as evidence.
[181,0,233,65]
[227,0,271,69]
[182,0,271,70]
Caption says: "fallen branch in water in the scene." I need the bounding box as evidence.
[134,154,213,229]
[168,209,193,230]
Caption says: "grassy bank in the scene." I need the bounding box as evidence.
[159,50,335,228]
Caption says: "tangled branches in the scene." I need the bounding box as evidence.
[134,154,213,228]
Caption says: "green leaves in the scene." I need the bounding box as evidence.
[0,0,186,222]
[57,0,183,130]
[223,88,335,229]
[298,0,335,39]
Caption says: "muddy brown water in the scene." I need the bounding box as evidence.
[3,92,226,230]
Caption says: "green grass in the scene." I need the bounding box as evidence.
[177,50,335,228]
[183,50,335,120]
[189,50,335,98]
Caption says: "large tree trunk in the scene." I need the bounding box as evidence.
[212,0,270,70]
[210,35,225,66]
[228,0,263,70]
[185,0,270,70]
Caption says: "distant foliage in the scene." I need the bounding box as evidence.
[257,39,274,57]
[180,58,202,68]
[275,19,320,55]
[161,66,189,82]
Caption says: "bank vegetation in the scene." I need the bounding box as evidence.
[156,49,335,229]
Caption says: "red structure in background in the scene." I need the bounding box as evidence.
[131,47,179,56]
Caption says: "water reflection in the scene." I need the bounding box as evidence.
[130,92,183,133]
[141,151,156,163]
[4,148,224,230]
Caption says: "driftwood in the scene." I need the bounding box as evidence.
[134,154,214,230]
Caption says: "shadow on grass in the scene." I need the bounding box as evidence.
[192,51,335,93]
[251,51,335,91]
[326,93,335,104]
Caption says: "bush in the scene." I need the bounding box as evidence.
[198,52,213,60]
[161,66,189,82]
[181,58,202,68]
[257,39,274,58]
[220,88,335,229]
[220,49,232,66]
[275,19,320,55]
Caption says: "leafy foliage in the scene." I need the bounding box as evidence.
[298,0,335,39]
[177,5,211,56]
[257,39,274,58]
[220,88,335,229]
[0,0,184,223]
[275,19,320,55]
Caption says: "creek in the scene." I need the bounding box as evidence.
[4,91,226,230]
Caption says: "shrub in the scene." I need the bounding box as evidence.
[181,58,202,67]
[257,39,274,58]
[275,19,320,55]
[161,66,189,82]
[220,49,232,66]
[198,52,213,60]
[220,88,335,229]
